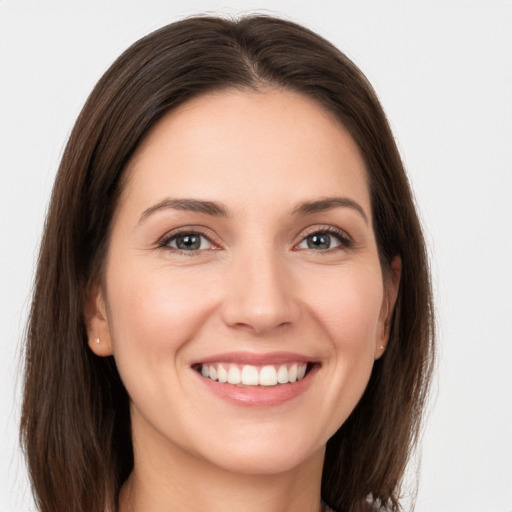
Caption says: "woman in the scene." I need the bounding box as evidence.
[20,15,435,512]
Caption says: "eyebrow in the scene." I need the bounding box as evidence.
[139,198,229,223]
[292,197,368,224]
[139,196,368,225]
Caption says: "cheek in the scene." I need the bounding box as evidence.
[301,266,383,435]
[105,261,220,361]
[304,264,384,348]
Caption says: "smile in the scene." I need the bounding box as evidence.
[192,352,319,406]
[198,362,308,386]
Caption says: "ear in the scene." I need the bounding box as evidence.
[374,255,401,360]
[83,283,114,357]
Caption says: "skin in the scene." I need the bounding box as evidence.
[86,88,400,512]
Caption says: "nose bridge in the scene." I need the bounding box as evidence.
[222,241,298,333]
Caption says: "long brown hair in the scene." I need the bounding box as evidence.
[20,15,435,512]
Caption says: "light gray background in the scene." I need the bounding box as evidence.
[1,1,511,511]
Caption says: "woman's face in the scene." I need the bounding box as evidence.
[88,88,399,476]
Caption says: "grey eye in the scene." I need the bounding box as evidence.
[167,233,212,251]
[297,231,344,250]
[307,233,331,249]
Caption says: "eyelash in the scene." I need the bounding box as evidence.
[295,226,352,252]
[158,229,217,255]
[158,226,352,254]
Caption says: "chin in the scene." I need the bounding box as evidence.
[187,421,329,477]
[209,442,322,477]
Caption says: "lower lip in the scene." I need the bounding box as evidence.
[195,367,317,407]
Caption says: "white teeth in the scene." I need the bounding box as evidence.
[277,365,288,384]
[201,362,309,386]
[227,365,241,384]
[289,363,298,383]
[241,365,259,385]
[217,364,228,383]
[259,366,278,386]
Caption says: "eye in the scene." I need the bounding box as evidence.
[162,231,215,251]
[296,228,350,251]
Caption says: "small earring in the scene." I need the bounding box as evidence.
[95,337,100,344]
[379,345,384,350]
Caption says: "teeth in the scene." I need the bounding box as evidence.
[227,366,241,384]
[259,366,277,386]
[200,362,308,386]
[277,365,288,384]
[217,364,228,383]
[289,363,298,383]
[241,365,259,385]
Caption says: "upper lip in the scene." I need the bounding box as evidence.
[191,351,318,366]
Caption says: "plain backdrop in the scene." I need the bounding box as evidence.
[1,1,511,511]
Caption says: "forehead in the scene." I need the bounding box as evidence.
[120,88,370,217]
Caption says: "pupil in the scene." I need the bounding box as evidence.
[308,234,330,249]
[178,235,200,250]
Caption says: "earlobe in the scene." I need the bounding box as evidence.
[83,284,114,357]
[375,255,402,360]
[375,343,386,359]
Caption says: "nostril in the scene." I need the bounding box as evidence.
[221,265,301,333]
[223,304,300,335]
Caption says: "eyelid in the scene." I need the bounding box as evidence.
[294,225,353,250]
[155,224,352,253]
[157,226,221,251]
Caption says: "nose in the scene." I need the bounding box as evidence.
[221,246,300,335]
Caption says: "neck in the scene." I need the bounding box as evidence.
[119,427,325,512]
